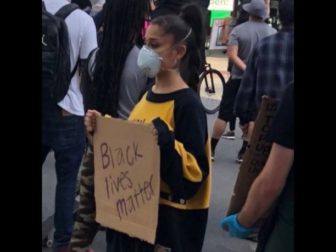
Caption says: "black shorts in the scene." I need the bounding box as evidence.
[218,78,241,122]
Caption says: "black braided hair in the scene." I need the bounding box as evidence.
[92,0,150,117]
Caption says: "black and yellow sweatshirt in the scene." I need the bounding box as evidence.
[128,87,211,251]
[70,87,211,252]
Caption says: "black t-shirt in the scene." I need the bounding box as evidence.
[270,83,294,149]
[264,83,294,252]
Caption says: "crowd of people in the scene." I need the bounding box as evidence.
[42,0,294,251]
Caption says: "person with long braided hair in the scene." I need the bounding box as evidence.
[89,0,151,118]
[84,3,211,252]
[69,1,151,252]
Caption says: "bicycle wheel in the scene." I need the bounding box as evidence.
[198,68,225,114]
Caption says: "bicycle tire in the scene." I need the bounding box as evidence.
[198,68,225,114]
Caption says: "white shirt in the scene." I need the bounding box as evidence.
[44,0,98,116]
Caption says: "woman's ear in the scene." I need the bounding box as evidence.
[175,44,187,61]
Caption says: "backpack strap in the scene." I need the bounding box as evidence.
[70,48,98,80]
[55,3,80,80]
[70,59,80,79]
[55,3,79,20]
[87,48,99,81]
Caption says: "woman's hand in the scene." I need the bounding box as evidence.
[84,109,102,144]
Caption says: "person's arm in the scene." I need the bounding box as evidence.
[152,100,209,200]
[228,45,246,71]
[237,143,294,227]
[227,28,246,71]
[221,17,232,44]
[221,84,294,237]
[220,143,293,238]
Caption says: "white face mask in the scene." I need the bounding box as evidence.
[137,46,162,78]
[137,28,192,78]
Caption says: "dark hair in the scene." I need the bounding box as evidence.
[151,3,205,92]
[92,0,150,117]
[236,5,249,25]
[71,0,92,10]
[279,0,294,27]
[93,0,114,31]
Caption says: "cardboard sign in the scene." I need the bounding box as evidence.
[227,96,279,216]
[93,116,160,244]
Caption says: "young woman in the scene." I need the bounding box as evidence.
[83,3,211,252]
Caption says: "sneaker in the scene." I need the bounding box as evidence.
[211,155,215,162]
[222,130,235,140]
[236,154,243,163]
[236,145,246,163]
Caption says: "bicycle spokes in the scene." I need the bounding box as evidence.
[198,67,225,114]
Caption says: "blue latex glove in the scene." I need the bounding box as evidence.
[220,214,252,238]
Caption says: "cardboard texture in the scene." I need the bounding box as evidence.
[93,116,160,244]
[227,96,279,216]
